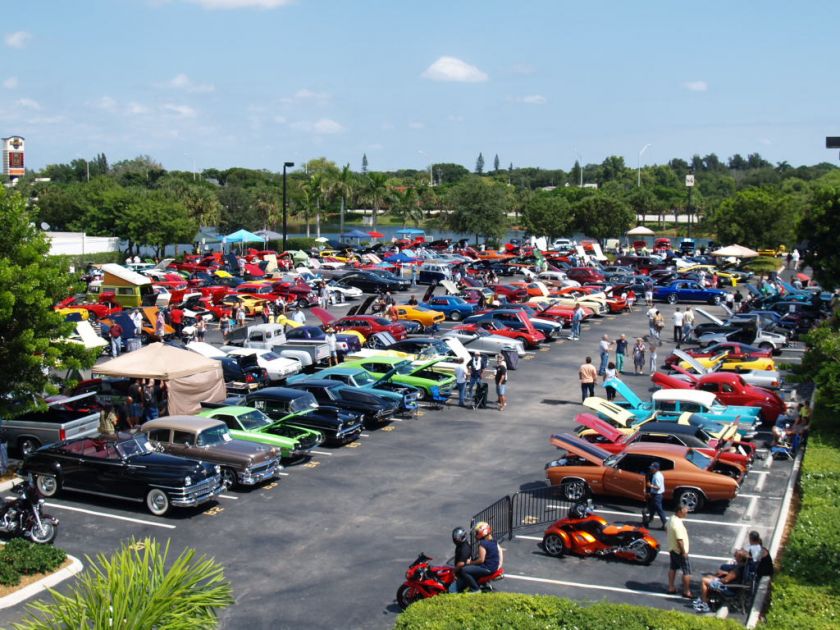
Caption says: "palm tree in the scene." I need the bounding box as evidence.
[391,187,423,228]
[296,183,315,237]
[305,173,325,238]
[362,172,390,229]
[327,164,355,237]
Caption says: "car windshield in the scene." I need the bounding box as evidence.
[685,449,713,470]
[238,410,274,430]
[374,318,392,326]
[289,393,319,413]
[261,351,281,361]
[196,425,232,446]
[603,453,620,468]
[116,436,154,459]
[353,372,376,386]
[396,361,414,375]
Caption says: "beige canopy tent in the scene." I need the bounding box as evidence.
[93,343,226,415]
[626,226,655,236]
[710,244,760,258]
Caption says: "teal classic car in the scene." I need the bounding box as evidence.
[287,365,420,412]
[339,357,454,403]
[198,406,323,460]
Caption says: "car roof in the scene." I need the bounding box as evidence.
[202,405,258,416]
[638,422,699,436]
[624,442,690,456]
[248,387,310,399]
[143,415,223,432]
[652,389,716,405]
[290,379,340,388]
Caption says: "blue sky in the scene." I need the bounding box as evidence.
[3,0,839,173]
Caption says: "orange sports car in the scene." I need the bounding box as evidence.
[544,433,742,511]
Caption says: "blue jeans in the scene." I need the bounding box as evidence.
[571,321,581,338]
[468,374,481,397]
[458,565,492,593]
[645,493,667,527]
[111,337,121,357]
[598,351,609,375]
[456,382,466,406]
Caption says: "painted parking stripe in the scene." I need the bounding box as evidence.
[42,502,176,529]
[505,573,682,600]
[311,450,333,456]
[513,535,730,562]
[586,507,748,528]
[737,493,779,500]
[218,494,239,500]
[277,472,290,476]
[360,433,371,437]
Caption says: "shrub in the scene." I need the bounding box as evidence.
[0,539,67,587]
[394,593,740,630]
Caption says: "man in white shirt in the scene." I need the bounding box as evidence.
[598,334,613,376]
[291,306,306,325]
[646,306,658,338]
[673,307,685,347]
[454,358,467,407]
[325,327,338,366]
[129,309,144,338]
[643,461,668,529]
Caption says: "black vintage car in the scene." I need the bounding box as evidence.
[21,433,222,516]
[285,379,399,426]
[242,388,364,444]
[337,270,408,293]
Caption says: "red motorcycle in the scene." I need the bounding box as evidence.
[541,501,660,565]
[396,553,504,610]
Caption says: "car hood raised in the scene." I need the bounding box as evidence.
[575,413,624,444]
[582,397,636,427]
[549,433,610,465]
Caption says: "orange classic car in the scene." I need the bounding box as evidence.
[545,433,741,511]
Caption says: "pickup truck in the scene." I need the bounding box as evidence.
[224,323,330,368]
[1,393,101,456]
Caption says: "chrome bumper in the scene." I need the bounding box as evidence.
[170,474,223,508]
[237,458,283,486]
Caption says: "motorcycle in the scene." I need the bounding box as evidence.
[0,477,60,544]
[541,500,659,565]
[396,553,504,610]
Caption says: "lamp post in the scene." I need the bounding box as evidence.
[637,143,651,187]
[282,161,295,252]
[685,168,695,239]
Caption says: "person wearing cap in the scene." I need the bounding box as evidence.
[325,327,338,366]
[643,461,668,529]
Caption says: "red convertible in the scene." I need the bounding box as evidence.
[651,371,785,424]
[311,307,407,341]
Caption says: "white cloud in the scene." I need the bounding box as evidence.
[759,137,773,146]
[421,56,488,83]
[95,96,119,112]
[162,103,197,117]
[313,118,343,134]
[513,94,547,105]
[16,97,41,110]
[408,121,425,129]
[3,76,18,89]
[185,0,294,9]
[167,73,215,93]
[279,88,330,104]
[273,115,287,124]
[366,143,383,151]
[127,102,151,115]
[683,80,708,92]
[4,31,31,48]
[380,121,395,130]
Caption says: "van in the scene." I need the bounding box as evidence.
[418,263,453,285]
[87,264,156,308]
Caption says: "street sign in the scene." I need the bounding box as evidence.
[685,174,695,187]
[826,137,840,149]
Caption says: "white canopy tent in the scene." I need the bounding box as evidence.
[626,226,655,236]
[710,244,760,258]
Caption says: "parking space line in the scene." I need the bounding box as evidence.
[755,474,767,492]
[277,472,289,476]
[512,535,730,563]
[748,470,770,475]
[360,433,370,437]
[590,507,748,528]
[43,502,176,529]
[218,494,239,500]
[311,450,333,456]
[504,573,682,600]
[737,493,778,500]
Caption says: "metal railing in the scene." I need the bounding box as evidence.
[469,485,572,543]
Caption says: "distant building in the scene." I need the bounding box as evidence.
[2,135,25,180]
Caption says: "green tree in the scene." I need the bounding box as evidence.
[493,154,500,173]
[15,538,234,630]
[326,164,356,236]
[475,153,485,175]
[572,191,634,242]
[570,160,582,187]
[446,176,508,242]
[391,187,423,228]
[0,189,95,416]
[362,172,391,229]
[711,188,801,249]
[431,163,470,185]
[361,153,368,174]
[110,155,166,188]
[799,181,840,289]
[159,177,222,227]
[114,190,195,258]
[521,192,572,240]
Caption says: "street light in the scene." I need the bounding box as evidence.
[282,162,295,252]
[637,143,651,187]
[685,168,695,239]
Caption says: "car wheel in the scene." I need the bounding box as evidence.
[18,437,41,457]
[542,533,567,558]
[416,388,428,401]
[667,293,678,304]
[449,311,462,322]
[146,489,170,516]
[675,488,704,512]
[411,320,424,332]
[710,295,722,305]
[560,479,589,502]
[759,342,774,352]
[220,467,237,490]
[35,474,59,498]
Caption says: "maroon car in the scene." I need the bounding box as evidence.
[311,307,407,341]
[488,284,529,303]
[566,267,605,284]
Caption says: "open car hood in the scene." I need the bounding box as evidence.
[549,433,610,465]
[575,413,624,443]
[672,349,709,375]
[582,397,636,427]
[310,306,336,326]
[440,279,458,295]
[603,377,643,407]
[695,308,724,326]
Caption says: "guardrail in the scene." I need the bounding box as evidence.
[470,486,572,544]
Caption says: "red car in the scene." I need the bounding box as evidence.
[651,371,785,424]
[664,342,774,368]
[488,284,529,303]
[55,295,122,320]
[454,321,545,349]
[268,281,318,309]
[311,307,407,341]
[566,267,605,284]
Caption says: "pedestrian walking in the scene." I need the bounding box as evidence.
[653,310,665,341]
[597,334,613,375]
[644,281,654,307]
[633,338,646,375]
[673,307,684,347]
[646,305,658,338]
[682,307,694,342]
[615,334,628,374]
[108,321,123,357]
[724,291,735,310]
[643,462,668,529]
[494,355,508,411]
[571,304,584,340]
[235,306,246,329]
[292,306,306,325]
[602,362,617,401]
[195,317,206,342]
[325,327,339,366]
[318,282,329,309]
[261,302,272,324]
[155,309,166,339]
[578,356,598,402]
[410,265,417,287]
[454,358,467,407]
[648,339,659,374]
[666,505,693,598]
[791,248,800,270]
[127,378,144,430]
[219,315,231,342]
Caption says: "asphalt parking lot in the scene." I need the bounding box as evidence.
[0,291,802,629]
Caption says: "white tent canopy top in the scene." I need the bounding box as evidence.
[710,244,760,258]
[626,226,655,236]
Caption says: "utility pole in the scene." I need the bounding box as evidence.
[685,169,695,239]
[282,161,294,252]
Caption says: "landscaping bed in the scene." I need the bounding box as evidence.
[0,539,68,595]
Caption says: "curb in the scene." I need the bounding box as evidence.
[0,554,84,610]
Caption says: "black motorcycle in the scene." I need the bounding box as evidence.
[0,477,59,544]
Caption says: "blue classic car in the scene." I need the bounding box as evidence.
[653,280,727,305]
[601,378,760,436]
[287,365,419,412]
[420,295,476,321]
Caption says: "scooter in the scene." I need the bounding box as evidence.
[0,476,60,544]
[541,500,659,565]
[396,553,504,610]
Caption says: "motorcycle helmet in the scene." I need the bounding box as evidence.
[452,527,468,544]
[474,521,492,540]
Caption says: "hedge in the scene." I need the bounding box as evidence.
[394,593,740,630]
[0,539,67,586]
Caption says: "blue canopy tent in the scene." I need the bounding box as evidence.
[340,229,370,240]
[225,229,264,243]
